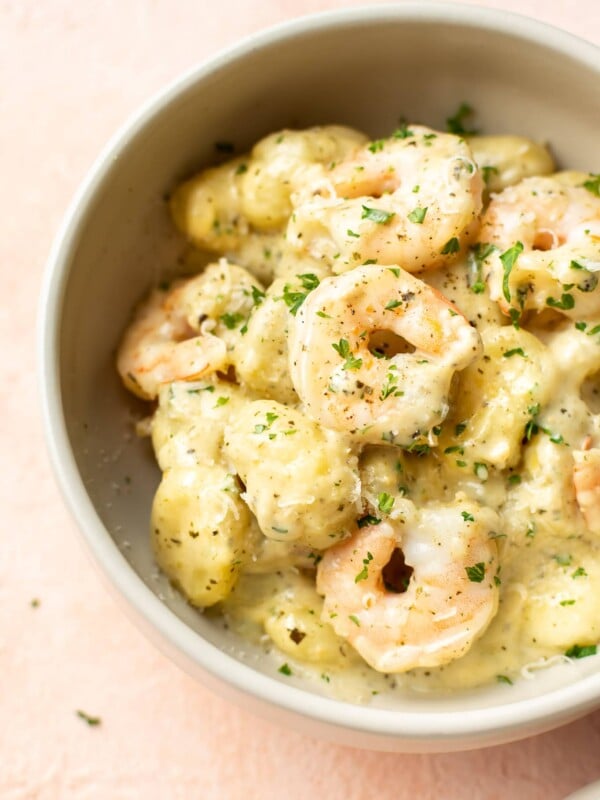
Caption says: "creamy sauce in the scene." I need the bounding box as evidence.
[120,125,600,701]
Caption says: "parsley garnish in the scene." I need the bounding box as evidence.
[355,551,374,583]
[357,514,381,528]
[565,644,597,659]
[235,162,248,175]
[583,174,600,197]
[393,123,414,139]
[461,511,475,522]
[348,615,361,626]
[572,567,588,579]
[367,139,385,153]
[361,205,395,224]
[385,299,402,310]
[278,663,293,676]
[500,242,524,303]
[332,338,362,370]
[378,493,395,514]
[220,312,245,329]
[441,237,460,255]
[446,102,477,135]
[496,674,513,685]
[465,562,486,582]
[407,206,427,224]
[251,285,265,305]
[503,348,526,358]
[546,293,575,310]
[76,710,101,727]
[215,396,229,407]
[482,165,499,184]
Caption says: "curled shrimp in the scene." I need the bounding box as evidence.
[573,447,600,533]
[287,125,483,272]
[316,499,500,672]
[479,172,600,320]
[288,265,481,446]
[117,260,263,399]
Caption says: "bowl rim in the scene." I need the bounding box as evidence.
[39,2,600,742]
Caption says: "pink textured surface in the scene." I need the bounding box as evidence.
[2,1,600,797]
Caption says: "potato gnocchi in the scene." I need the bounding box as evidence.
[117,119,600,697]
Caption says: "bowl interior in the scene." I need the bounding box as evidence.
[50,7,600,724]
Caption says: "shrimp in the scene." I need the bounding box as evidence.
[287,125,483,272]
[288,265,481,446]
[117,260,263,399]
[573,447,600,533]
[479,172,600,320]
[316,499,500,672]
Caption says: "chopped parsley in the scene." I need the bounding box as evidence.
[465,562,486,582]
[76,710,101,727]
[251,285,266,305]
[455,422,467,436]
[482,165,499,184]
[332,338,362,370]
[407,206,428,224]
[361,205,395,224]
[380,369,404,401]
[235,162,248,175]
[461,511,475,522]
[393,123,414,139]
[347,228,360,238]
[474,462,489,481]
[441,237,460,255]
[348,615,361,626]
[496,674,513,685]
[500,241,524,303]
[278,663,293,676]
[385,299,402,310]
[583,174,600,197]
[357,514,381,528]
[378,493,395,514]
[355,551,374,583]
[446,102,477,135]
[572,567,588,579]
[503,348,526,358]
[546,293,575,310]
[220,312,245,329]
[215,396,229,407]
[367,139,386,153]
[565,644,597,659]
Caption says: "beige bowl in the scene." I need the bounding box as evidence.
[40,4,600,752]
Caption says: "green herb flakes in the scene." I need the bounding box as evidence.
[500,241,524,303]
[565,644,597,659]
[465,562,485,582]
[76,710,101,727]
[361,205,395,224]
[408,206,428,224]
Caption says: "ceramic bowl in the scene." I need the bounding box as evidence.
[40,4,600,752]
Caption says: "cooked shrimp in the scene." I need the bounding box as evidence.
[480,172,600,320]
[316,499,500,672]
[573,447,600,533]
[117,260,263,399]
[287,125,483,272]
[288,265,481,446]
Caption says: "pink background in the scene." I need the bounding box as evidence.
[2,1,599,797]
